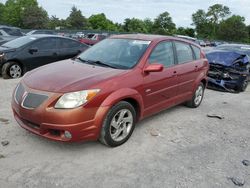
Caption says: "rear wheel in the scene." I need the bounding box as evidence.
[186,83,205,108]
[2,61,23,79]
[99,101,136,147]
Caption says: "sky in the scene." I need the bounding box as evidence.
[1,0,250,27]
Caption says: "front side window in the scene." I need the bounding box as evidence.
[78,38,150,69]
[149,41,175,67]
[192,45,201,60]
[33,38,57,50]
[175,42,194,64]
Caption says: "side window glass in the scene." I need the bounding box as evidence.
[192,45,201,59]
[175,42,194,64]
[149,42,175,67]
[60,39,80,48]
[33,38,57,50]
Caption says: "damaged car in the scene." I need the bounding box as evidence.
[206,50,249,92]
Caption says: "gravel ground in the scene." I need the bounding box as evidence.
[0,78,250,188]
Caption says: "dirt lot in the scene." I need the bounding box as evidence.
[0,78,250,188]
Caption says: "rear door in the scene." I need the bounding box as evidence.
[173,41,199,101]
[57,38,85,60]
[24,38,59,70]
[143,41,179,117]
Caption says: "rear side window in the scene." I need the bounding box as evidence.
[60,39,80,48]
[175,42,194,64]
[192,45,201,59]
[149,42,175,67]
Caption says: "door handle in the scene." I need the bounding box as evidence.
[171,71,177,77]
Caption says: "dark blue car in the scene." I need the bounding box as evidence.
[206,50,249,92]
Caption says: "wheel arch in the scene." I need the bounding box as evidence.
[100,88,144,121]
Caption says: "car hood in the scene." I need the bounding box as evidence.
[206,50,249,67]
[23,60,126,93]
[0,46,16,53]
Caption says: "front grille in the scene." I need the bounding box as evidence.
[15,83,25,104]
[22,93,48,109]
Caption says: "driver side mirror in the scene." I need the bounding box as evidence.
[144,64,164,73]
[29,47,38,54]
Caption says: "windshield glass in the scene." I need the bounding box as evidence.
[2,28,23,36]
[2,36,37,48]
[78,38,151,69]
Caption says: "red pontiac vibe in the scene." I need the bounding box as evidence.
[12,34,209,147]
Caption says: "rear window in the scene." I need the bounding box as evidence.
[192,45,201,59]
[175,42,194,64]
[60,39,80,48]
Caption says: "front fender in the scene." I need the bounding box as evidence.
[100,88,144,119]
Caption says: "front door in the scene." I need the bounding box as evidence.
[24,38,59,70]
[143,41,178,117]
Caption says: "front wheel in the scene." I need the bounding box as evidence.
[2,62,23,79]
[186,83,205,108]
[238,79,248,92]
[99,101,136,147]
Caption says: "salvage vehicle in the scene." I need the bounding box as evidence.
[0,35,88,79]
[79,33,107,46]
[215,44,250,79]
[206,50,249,92]
[12,34,209,147]
[0,25,24,45]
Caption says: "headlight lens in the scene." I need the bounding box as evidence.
[0,53,5,58]
[55,89,100,109]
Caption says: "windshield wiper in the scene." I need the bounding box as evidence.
[91,60,117,69]
[75,57,92,64]
[76,57,117,69]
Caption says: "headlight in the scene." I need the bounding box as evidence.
[55,89,100,109]
[0,53,5,58]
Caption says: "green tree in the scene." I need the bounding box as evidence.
[207,4,231,37]
[192,9,213,38]
[67,6,87,29]
[218,15,249,42]
[0,3,5,24]
[3,0,38,27]
[88,13,118,31]
[143,18,154,33]
[123,18,148,33]
[48,16,61,29]
[152,11,176,35]
[176,27,195,37]
[21,5,49,29]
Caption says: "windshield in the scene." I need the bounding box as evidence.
[2,28,23,36]
[78,38,151,69]
[2,36,37,48]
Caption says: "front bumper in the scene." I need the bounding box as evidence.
[12,84,109,142]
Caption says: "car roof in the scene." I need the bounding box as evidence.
[110,34,199,46]
[24,34,76,40]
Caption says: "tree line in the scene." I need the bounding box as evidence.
[0,0,250,43]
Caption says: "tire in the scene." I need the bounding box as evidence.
[238,79,248,92]
[186,82,205,108]
[99,101,136,147]
[2,61,23,79]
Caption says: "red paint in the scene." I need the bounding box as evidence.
[12,34,209,142]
